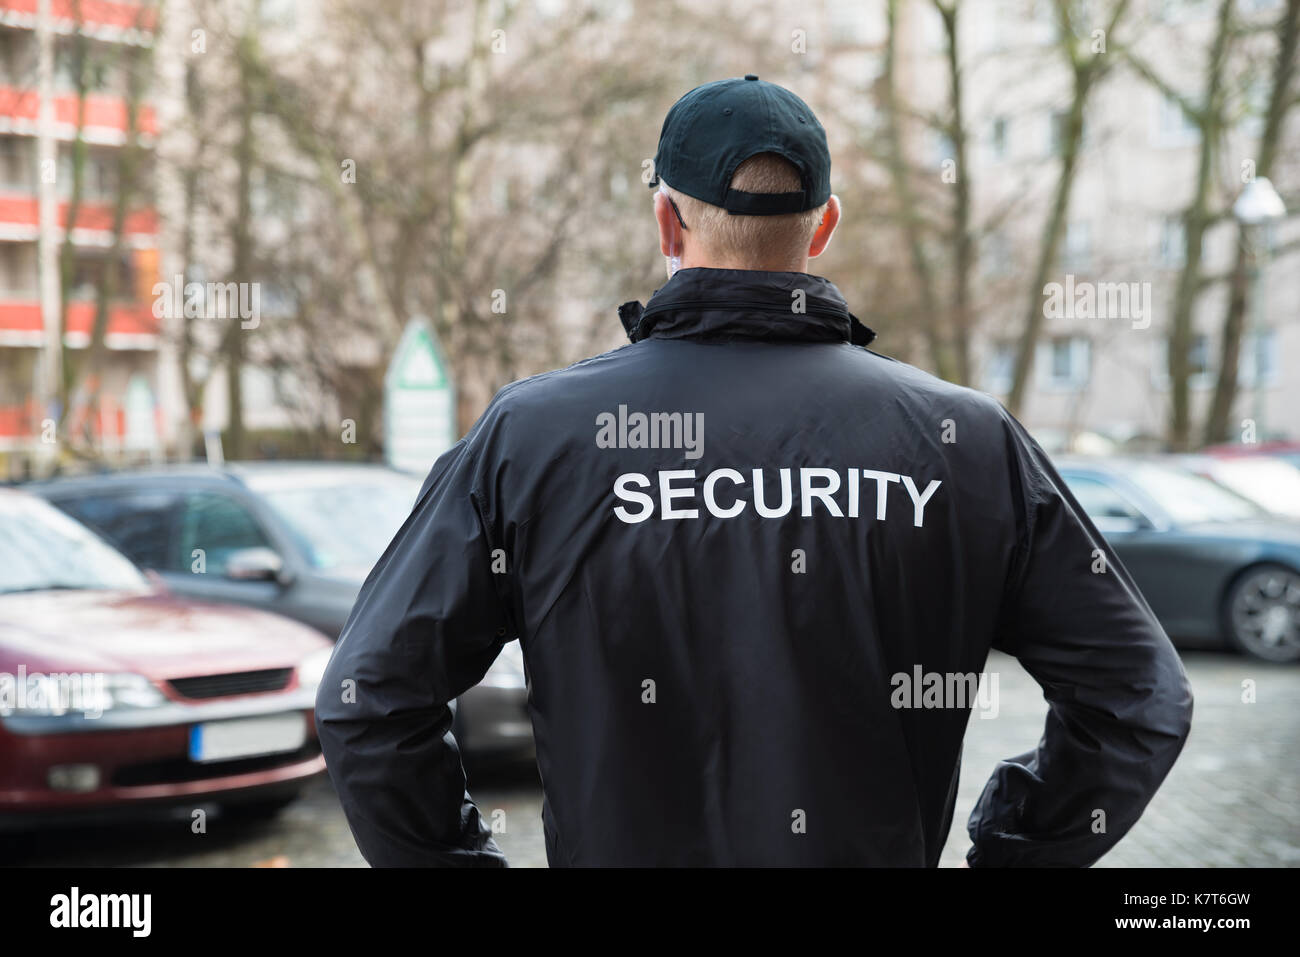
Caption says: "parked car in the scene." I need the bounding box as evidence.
[1054,456,1300,662]
[0,490,333,826]
[1177,454,1300,520]
[1202,440,1300,470]
[29,463,532,756]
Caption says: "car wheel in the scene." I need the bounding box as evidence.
[1223,564,1300,663]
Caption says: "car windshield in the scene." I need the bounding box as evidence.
[255,473,424,572]
[0,496,147,594]
[1204,459,1300,518]
[1126,462,1263,524]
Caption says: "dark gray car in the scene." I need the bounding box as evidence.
[1055,456,1300,663]
[28,463,533,755]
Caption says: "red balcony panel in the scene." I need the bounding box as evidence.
[54,94,158,138]
[0,193,158,238]
[0,300,159,345]
[0,399,38,439]
[0,398,139,443]
[0,86,157,138]
[0,0,158,33]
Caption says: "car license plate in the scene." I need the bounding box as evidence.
[189,713,306,763]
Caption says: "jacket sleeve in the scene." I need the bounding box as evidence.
[314,427,515,867]
[966,412,1194,867]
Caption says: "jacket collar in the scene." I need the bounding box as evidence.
[618,267,876,347]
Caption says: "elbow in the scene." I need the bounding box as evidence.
[1174,679,1194,749]
[1147,666,1194,769]
[1166,656,1194,743]
[312,659,348,757]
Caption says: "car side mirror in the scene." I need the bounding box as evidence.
[224,547,290,584]
[1092,514,1149,535]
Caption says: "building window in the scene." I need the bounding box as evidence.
[990,116,1008,160]
[982,340,1017,394]
[1155,92,1200,147]
[1159,0,1213,22]
[0,31,31,88]
[929,130,955,169]
[1154,333,1215,389]
[983,230,1011,278]
[1049,110,1085,156]
[1064,221,1090,270]
[1159,216,1186,268]
[1188,333,1212,378]
[0,136,32,190]
[54,44,111,94]
[1042,335,1091,390]
[1239,328,1278,387]
[1241,76,1270,138]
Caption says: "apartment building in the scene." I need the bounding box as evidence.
[0,0,161,475]
[898,0,1297,447]
[3,0,1292,474]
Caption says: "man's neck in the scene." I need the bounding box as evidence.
[681,253,810,273]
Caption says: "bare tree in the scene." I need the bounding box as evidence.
[1006,0,1131,418]
[935,0,974,386]
[880,0,953,381]
[1204,0,1299,444]
[1121,0,1236,450]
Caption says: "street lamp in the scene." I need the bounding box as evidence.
[1232,177,1286,440]
[1233,177,1286,225]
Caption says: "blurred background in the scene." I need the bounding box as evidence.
[0,0,1296,867]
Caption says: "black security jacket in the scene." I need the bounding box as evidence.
[315,267,1193,867]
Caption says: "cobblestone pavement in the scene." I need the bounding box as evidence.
[4,650,1295,867]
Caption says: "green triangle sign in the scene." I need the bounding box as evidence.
[394,326,446,390]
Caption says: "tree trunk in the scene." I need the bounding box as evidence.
[882,0,952,381]
[939,0,973,386]
[1165,0,1233,451]
[1007,0,1130,419]
[1204,0,1299,444]
[225,27,257,460]
[1007,78,1087,416]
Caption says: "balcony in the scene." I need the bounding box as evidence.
[0,392,155,449]
[0,85,157,143]
[0,0,158,40]
[0,299,158,348]
[0,190,157,242]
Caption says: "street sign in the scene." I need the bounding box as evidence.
[123,374,159,453]
[384,318,456,474]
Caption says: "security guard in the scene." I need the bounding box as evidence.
[316,76,1192,867]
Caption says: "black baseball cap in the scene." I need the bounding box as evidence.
[648,75,831,216]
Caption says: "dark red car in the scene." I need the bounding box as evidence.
[0,489,333,826]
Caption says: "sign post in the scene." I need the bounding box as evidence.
[384,318,457,474]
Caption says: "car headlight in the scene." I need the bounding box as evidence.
[98,673,168,711]
[0,671,165,718]
[297,647,334,693]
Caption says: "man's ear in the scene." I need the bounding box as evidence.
[808,195,841,259]
[655,190,683,258]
